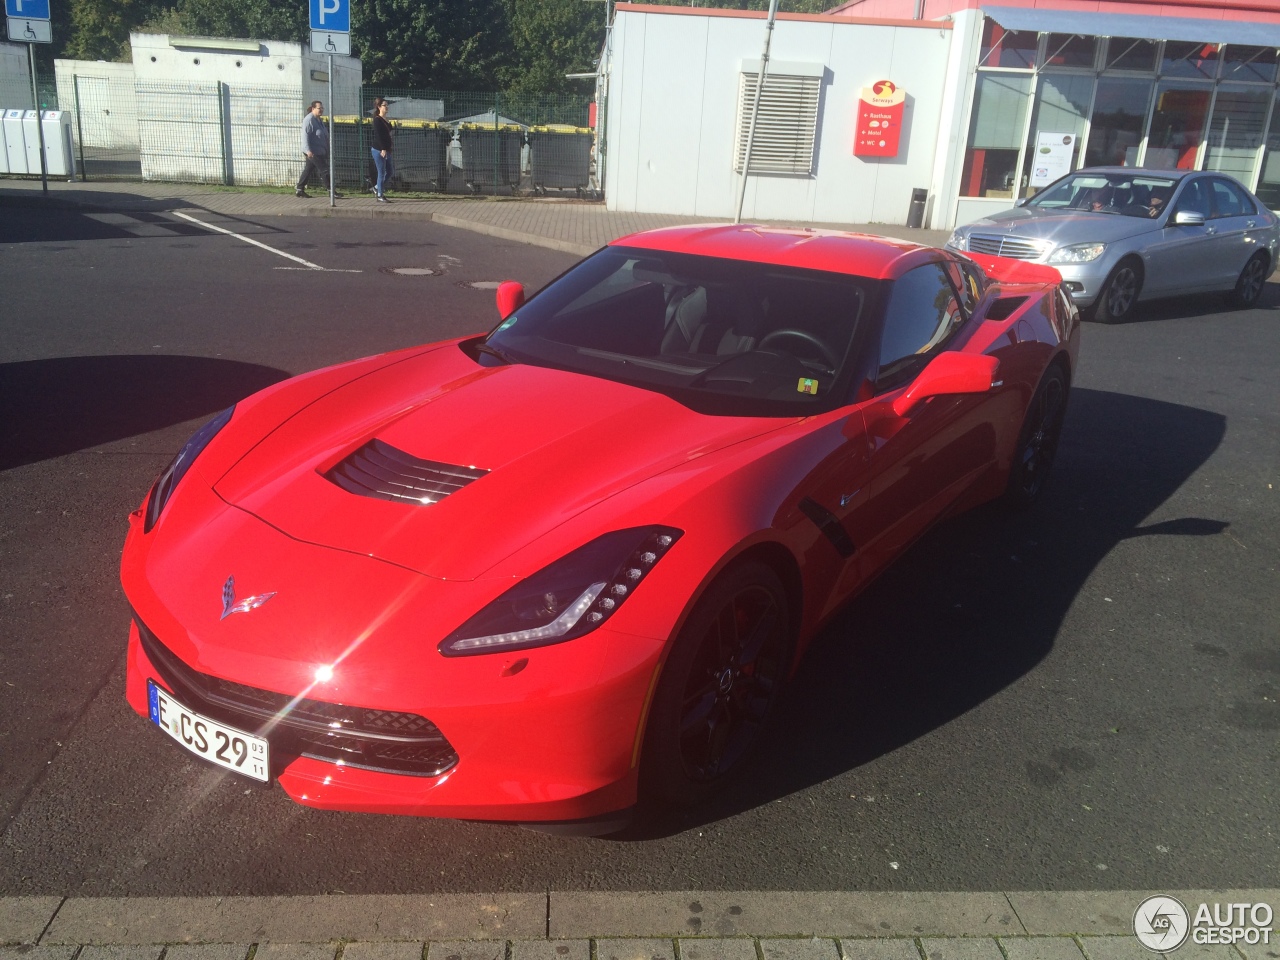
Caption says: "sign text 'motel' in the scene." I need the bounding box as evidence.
[309,0,349,34]
[5,0,50,19]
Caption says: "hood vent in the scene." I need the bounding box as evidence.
[325,438,487,505]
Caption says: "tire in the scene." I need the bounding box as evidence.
[1089,259,1143,324]
[1002,364,1069,510]
[1227,253,1268,308]
[641,560,793,808]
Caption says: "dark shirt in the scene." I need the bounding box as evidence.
[371,116,394,153]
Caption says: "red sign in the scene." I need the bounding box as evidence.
[854,80,905,157]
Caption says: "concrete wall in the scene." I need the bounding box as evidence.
[0,42,31,109]
[54,60,139,151]
[604,5,955,227]
[128,32,361,186]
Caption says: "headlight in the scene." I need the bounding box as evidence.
[144,406,235,533]
[1048,242,1107,264]
[439,526,683,656]
[946,229,967,250]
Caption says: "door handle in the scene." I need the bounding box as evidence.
[1206,226,1216,235]
[1247,220,1256,228]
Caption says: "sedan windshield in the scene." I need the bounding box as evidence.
[1029,172,1179,218]
[483,246,872,416]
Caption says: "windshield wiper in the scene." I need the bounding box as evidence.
[476,341,517,365]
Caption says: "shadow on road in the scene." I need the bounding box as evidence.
[626,387,1227,838]
[0,354,290,470]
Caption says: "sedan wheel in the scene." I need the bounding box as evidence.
[1091,261,1142,323]
[642,561,791,806]
[1003,365,1068,510]
[1227,254,1268,308]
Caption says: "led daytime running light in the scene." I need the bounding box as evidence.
[444,582,607,653]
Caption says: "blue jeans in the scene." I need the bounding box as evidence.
[371,148,394,195]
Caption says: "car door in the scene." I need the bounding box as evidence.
[1145,176,1226,294]
[1208,177,1267,286]
[856,262,999,581]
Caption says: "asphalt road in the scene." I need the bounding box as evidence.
[0,206,1276,896]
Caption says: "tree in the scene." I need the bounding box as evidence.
[140,0,307,42]
[352,0,514,89]
[63,0,167,62]
[499,0,605,93]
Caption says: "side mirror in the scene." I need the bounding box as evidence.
[892,352,1000,417]
[1173,210,1205,227]
[496,281,526,320]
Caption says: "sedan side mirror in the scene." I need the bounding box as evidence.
[1173,210,1206,227]
[892,352,1000,417]
[496,281,526,319]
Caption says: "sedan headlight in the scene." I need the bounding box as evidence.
[144,406,235,532]
[946,229,967,250]
[439,526,683,656]
[1048,242,1107,264]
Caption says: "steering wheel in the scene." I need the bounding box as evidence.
[757,329,839,369]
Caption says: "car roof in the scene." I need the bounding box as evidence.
[608,223,939,281]
[1071,166,1194,180]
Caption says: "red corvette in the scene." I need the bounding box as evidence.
[121,224,1078,833]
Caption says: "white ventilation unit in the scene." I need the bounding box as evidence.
[734,60,823,176]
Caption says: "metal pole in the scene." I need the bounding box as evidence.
[493,92,499,197]
[734,0,779,224]
[72,74,88,181]
[328,53,335,206]
[29,43,48,195]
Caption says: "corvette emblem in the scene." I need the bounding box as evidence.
[220,575,276,620]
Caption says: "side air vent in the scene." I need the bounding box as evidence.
[325,438,487,505]
[985,296,1029,322]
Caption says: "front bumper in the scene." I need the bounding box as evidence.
[121,489,666,825]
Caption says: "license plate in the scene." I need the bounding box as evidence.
[147,680,269,782]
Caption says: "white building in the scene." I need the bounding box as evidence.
[0,41,32,109]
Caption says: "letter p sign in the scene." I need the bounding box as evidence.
[309,0,348,33]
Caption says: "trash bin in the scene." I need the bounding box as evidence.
[527,125,593,195]
[906,187,928,229]
[331,115,370,190]
[458,123,523,193]
[394,119,450,192]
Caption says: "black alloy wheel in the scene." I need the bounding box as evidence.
[1003,365,1069,510]
[1227,253,1268,308]
[642,561,792,806]
[1091,260,1143,323]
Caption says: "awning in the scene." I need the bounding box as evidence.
[982,5,1280,47]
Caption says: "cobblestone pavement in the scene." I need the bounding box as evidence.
[2,893,1276,960]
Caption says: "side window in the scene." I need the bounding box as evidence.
[942,260,979,316]
[1210,178,1256,218]
[1173,178,1212,219]
[877,263,962,386]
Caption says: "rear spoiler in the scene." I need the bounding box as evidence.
[966,254,1062,287]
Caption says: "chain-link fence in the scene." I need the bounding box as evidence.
[3,74,599,197]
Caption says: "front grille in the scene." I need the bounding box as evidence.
[967,234,1045,261]
[135,616,458,777]
[325,438,487,505]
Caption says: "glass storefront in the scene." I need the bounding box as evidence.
[960,23,1280,207]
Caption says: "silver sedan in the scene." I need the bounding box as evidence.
[946,168,1278,322]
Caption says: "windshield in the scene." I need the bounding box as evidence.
[1028,172,1179,218]
[483,245,872,416]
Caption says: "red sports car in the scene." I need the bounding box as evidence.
[121,224,1078,834]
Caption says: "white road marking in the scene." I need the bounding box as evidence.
[172,211,360,272]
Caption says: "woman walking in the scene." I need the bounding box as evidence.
[371,97,394,202]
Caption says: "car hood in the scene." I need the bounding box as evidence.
[967,207,1159,246]
[214,343,789,581]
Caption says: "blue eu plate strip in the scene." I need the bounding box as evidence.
[147,679,160,724]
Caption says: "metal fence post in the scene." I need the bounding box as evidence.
[217,82,232,185]
[72,74,88,181]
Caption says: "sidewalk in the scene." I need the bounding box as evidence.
[2,891,1276,960]
[0,177,952,256]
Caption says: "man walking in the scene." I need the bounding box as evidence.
[296,100,337,198]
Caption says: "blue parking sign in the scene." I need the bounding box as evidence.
[309,0,348,33]
[5,0,50,20]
